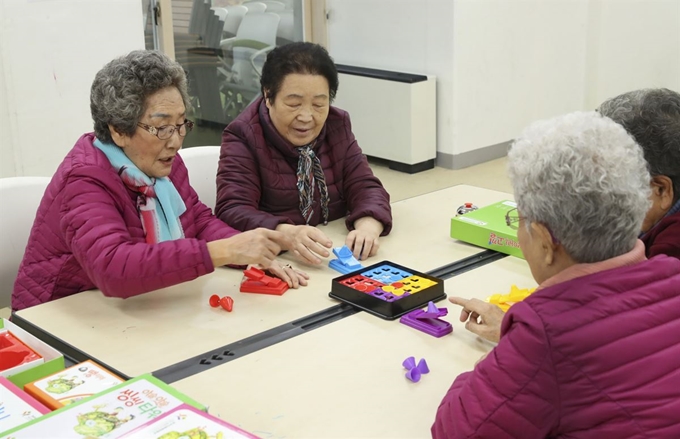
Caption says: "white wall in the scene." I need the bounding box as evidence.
[584,0,680,109]
[0,0,145,178]
[326,0,455,158]
[327,0,680,162]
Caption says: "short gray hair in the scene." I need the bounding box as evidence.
[598,88,680,203]
[508,111,651,263]
[90,50,191,144]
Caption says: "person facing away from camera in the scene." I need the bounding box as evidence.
[434,111,680,438]
[598,87,680,260]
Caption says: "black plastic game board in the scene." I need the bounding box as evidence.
[328,260,446,320]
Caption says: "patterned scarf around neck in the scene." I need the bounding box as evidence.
[94,138,186,244]
[296,143,329,225]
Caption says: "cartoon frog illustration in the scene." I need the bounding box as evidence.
[73,405,134,437]
[157,428,223,439]
[45,375,85,394]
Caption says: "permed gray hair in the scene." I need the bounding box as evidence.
[598,88,680,203]
[508,111,651,263]
[90,50,191,144]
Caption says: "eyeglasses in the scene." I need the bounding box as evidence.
[137,120,195,140]
[505,207,561,244]
[505,207,524,230]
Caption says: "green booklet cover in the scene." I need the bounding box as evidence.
[450,200,525,259]
[1,374,205,438]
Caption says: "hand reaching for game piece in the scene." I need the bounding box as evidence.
[275,224,332,265]
[346,216,383,261]
[262,261,310,288]
[448,297,505,343]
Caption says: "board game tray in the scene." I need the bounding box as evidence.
[328,260,446,320]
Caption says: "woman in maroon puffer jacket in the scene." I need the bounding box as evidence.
[435,112,680,438]
[216,42,392,266]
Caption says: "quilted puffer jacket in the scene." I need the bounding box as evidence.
[215,97,392,234]
[12,133,239,311]
[432,255,680,438]
[642,209,680,260]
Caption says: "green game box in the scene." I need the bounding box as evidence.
[450,200,525,259]
[1,374,205,438]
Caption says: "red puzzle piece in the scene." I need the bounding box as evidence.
[240,267,289,296]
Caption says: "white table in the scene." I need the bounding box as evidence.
[14,185,514,377]
[171,256,536,439]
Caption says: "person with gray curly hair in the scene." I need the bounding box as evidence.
[598,88,680,259]
[435,112,680,438]
[12,50,306,311]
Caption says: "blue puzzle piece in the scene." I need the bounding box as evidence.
[361,264,413,284]
[329,246,363,274]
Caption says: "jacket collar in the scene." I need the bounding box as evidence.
[538,239,647,290]
[257,96,328,159]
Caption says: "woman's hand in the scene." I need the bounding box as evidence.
[448,296,505,343]
[208,228,287,268]
[264,261,309,288]
[276,224,332,265]
[346,216,383,261]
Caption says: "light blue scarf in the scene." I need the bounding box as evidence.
[94,138,186,243]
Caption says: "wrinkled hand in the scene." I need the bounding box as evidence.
[346,216,383,261]
[448,296,505,343]
[277,224,332,265]
[260,261,309,289]
[208,228,286,269]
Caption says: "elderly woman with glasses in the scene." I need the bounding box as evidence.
[215,42,392,266]
[12,50,306,312]
[434,112,680,438]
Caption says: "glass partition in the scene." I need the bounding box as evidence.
[146,0,305,147]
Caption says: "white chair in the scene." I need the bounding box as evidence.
[179,146,221,213]
[222,5,248,38]
[0,177,51,309]
[259,1,286,12]
[221,12,281,85]
[212,7,228,21]
[276,10,295,44]
[242,2,267,13]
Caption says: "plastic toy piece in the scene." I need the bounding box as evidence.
[486,284,536,312]
[240,267,289,296]
[402,356,430,383]
[328,246,364,274]
[209,295,234,312]
[399,301,453,338]
[361,265,413,284]
[219,296,234,312]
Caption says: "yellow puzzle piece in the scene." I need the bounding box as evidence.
[486,284,536,312]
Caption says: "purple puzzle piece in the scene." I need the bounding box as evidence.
[400,303,453,338]
[419,301,448,319]
[405,368,422,383]
[402,356,416,369]
[403,356,430,383]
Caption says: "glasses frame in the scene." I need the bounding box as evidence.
[137,120,195,140]
[505,207,561,244]
[504,207,523,230]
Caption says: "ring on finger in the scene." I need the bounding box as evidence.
[284,264,293,269]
